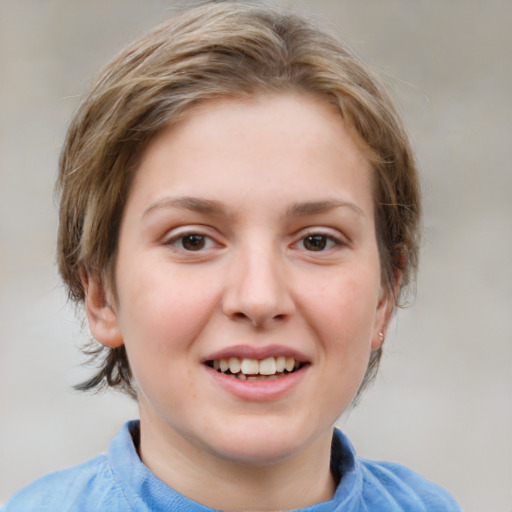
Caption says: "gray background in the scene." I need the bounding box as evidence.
[1,1,511,510]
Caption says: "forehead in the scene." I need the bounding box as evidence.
[128,92,374,219]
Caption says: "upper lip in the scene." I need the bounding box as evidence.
[202,344,310,363]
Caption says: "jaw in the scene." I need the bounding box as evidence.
[138,393,336,511]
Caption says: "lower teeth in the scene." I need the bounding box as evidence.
[244,374,280,381]
[232,372,286,381]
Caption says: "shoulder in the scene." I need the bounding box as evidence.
[331,429,462,511]
[357,457,462,511]
[2,454,129,512]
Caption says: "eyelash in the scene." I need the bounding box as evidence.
[164,231,219,252]
[163,230,344,254]
[295,232,343,252]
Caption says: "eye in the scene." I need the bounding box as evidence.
[300,234,340,252]
[181,234,208,251]
[166,232,217,252]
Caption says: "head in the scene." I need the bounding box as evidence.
[57,1,421,400]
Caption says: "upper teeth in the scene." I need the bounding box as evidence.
[213,356,297,375]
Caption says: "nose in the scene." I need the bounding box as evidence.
[222,243,295,328]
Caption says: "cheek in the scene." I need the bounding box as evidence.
[115,262,221,365]
[308,269,380,329]
[302,267,381,361]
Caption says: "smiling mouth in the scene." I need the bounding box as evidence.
[205,356,306,381]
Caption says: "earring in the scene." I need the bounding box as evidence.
[378,331,384,342]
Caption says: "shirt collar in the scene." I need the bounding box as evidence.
[108,420,363,511]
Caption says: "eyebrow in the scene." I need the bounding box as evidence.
[143,196,365,219]
[143,196,225,218]
[286,199,365,218]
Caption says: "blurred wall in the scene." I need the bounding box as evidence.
[0,1,510,510]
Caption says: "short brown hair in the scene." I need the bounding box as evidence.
[57,1,421,398]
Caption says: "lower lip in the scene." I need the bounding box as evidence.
[203,365,309,402]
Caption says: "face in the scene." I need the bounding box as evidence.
[87,93,392,467]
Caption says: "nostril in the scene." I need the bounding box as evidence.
[231,311,287,325]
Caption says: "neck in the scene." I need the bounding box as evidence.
[137,409,336,511]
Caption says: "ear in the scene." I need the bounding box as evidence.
[371,270,402,350]
[81,269,124,348]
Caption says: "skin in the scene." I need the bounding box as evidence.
[84,92,394,511]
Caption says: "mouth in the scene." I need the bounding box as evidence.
[205,356,306,381]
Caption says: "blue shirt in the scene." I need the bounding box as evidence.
[3,421,461,511]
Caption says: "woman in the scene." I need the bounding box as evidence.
[4,2,461,510]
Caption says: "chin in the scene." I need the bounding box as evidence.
[216,440,303,466]
[204,418,326,466]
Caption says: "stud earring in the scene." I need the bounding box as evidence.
[378,331,384,342]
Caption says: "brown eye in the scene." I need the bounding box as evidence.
[300,234,340,252]
[181,234,206,251]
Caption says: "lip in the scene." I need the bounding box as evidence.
[201,345,311,401]
[203,362,310,402]
[201,344,310,363]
